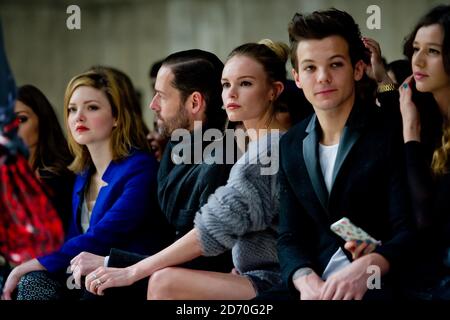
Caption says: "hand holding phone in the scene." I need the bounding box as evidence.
[330,217,381,245]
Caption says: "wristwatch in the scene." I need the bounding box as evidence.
[377,83,397,93]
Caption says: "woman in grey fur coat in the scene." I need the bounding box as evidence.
[84,40,290,299]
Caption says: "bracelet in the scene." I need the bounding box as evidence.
[377,83,397,93]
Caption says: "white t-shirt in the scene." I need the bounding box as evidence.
[318,142,351,279]
[318,143,339,193]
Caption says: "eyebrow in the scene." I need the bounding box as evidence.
[413,41,442,47]
[221,75,257,81]
[154,89,166,96]
[68,99,100,105]
[300,54,346,64]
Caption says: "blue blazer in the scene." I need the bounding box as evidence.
[38,150,174,273]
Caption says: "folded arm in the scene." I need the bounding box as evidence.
[85,228,203,295]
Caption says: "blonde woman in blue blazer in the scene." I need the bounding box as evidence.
[2,68,173,300]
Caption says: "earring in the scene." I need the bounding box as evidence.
[221,105,226,110]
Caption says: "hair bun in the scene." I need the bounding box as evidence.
[258,39,289,63]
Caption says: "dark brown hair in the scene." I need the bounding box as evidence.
[17,84,72,175]
[288,8,369,70]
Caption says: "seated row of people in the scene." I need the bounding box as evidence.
[1,5,449,300]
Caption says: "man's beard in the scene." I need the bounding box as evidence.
[157,104,191,139]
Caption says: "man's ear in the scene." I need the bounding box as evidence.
[292,68,302,89]
[188,91,205,115]
[353,60,365,81]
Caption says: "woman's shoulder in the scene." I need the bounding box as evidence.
[118,149,156,166]
[247,130,283,152]
[230,131,283,179]
[104,149,158,179]
[238,131,283,163]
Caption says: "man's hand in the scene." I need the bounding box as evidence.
[293,269,325,300]
[344,240,377,260]
[319,253,389,300]
[70,252,106,288]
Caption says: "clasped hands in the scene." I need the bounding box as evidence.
[70,252,135,295]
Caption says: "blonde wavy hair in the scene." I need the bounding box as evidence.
[64,68,149,173]
[431,124,450,175]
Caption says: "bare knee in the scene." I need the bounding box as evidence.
[147,267,179,300]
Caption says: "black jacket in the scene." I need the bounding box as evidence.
[109,130,235,272]
[277,101,416,293]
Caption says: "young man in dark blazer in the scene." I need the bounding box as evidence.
[69,50,234,299]
[277,9,416,300]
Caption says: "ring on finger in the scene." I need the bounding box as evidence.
[94,278,102,288]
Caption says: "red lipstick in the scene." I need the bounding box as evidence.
[76,125,89,132]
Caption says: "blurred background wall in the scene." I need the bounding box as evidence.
[0,0,447,127]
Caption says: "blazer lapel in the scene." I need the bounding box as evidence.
[90,160,114,225]
[330,126,360,190]
[330,101,367,193]
[302,115,329,211]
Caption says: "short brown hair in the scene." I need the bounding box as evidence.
[288,8,368,71]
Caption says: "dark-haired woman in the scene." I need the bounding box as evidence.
[399,5,450,299]
[15,85,74,231]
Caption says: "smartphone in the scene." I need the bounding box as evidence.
[330,217,381,245]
